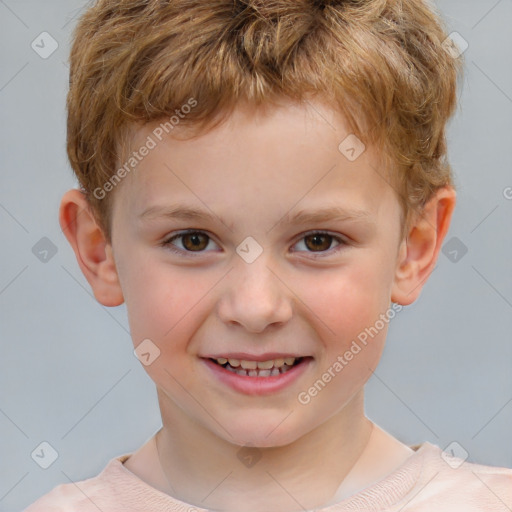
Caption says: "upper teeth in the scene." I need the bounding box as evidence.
[215,357,297,370]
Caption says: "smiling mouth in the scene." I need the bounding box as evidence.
[208,356,308,377]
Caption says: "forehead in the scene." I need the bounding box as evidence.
[113,99,398,230]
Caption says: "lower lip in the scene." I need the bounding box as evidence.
[201,358,313,396]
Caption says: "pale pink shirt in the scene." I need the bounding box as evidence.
[24,442,512,511]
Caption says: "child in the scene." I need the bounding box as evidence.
[25,0,512,510]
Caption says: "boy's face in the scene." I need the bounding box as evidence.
[107,98,405,447]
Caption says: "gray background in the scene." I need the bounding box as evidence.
[1,0,511,510]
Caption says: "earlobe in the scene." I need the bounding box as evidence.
[391,186,456,305]
[59,189,124,307]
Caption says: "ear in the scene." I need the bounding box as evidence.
[391,186,456,305]
[59,189,124,307]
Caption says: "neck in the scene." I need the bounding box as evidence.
[154,387,375,512]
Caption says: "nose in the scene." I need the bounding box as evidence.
[216,254,293,333]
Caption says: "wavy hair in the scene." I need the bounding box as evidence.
[66,0,464,241]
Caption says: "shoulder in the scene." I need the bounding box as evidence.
[22,449,200,512]
[23,482,98,512]
[407,442,512,511]
[23,455,130,512]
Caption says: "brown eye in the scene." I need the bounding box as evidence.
[303,233,334,252]
[180,232,209,251]
[292,231,346,258]
[163,230,215,255]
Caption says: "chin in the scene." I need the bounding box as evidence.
[224,421,304,449]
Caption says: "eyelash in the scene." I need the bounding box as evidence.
[161,230,347,259]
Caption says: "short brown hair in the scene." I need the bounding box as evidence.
[66,0,464,242]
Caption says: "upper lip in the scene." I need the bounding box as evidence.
[202,352,310,362]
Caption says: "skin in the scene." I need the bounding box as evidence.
[60,97,455,511]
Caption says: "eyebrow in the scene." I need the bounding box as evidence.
[138,203,373,230]
[275,206,372,227]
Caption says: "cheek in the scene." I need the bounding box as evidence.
[119,257,207,346]
[120,259,214,389]
[295,257,393,341]
[293,264,392,411]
